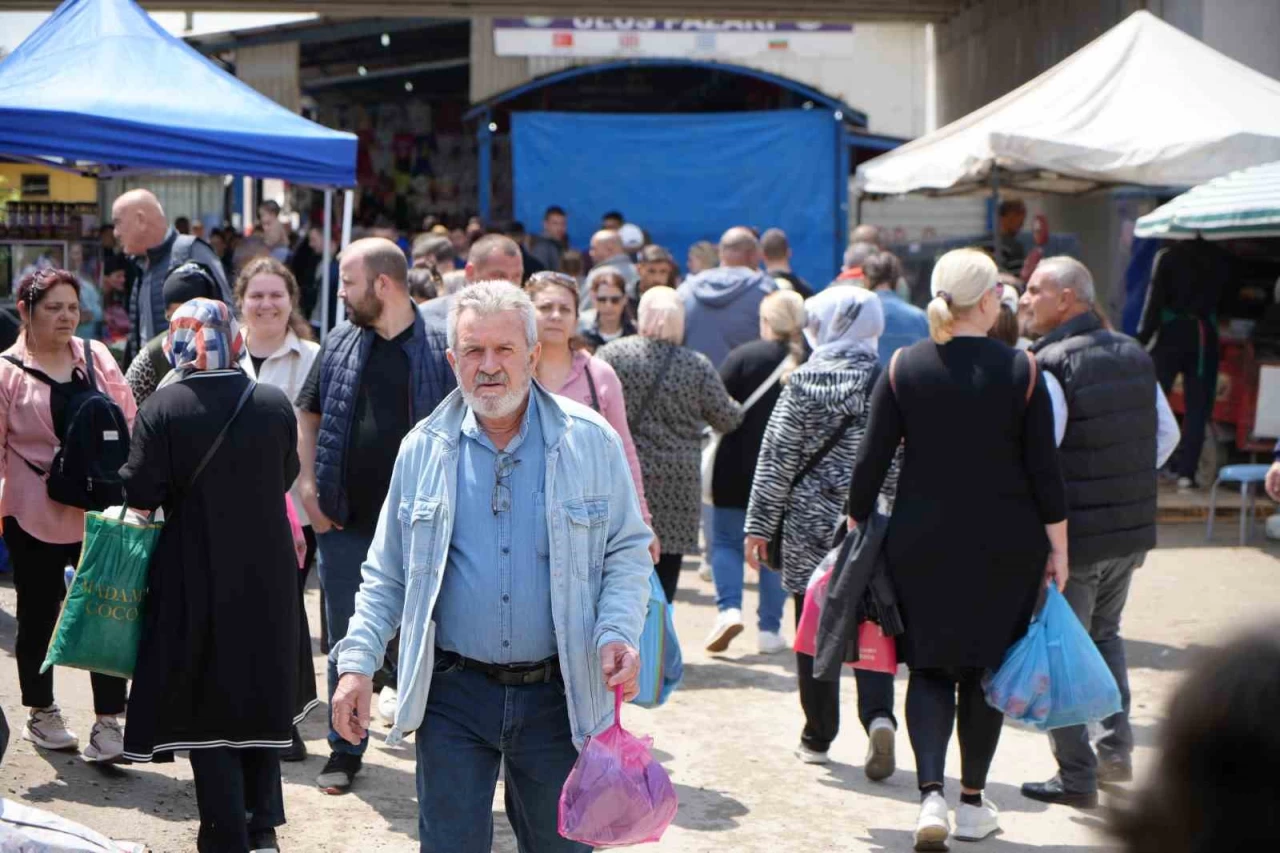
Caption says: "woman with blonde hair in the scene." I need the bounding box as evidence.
[705,290,806,654]
[596,286,742,602]
[847,248,1068,850]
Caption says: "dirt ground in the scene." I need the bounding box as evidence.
[2,523,1278,852]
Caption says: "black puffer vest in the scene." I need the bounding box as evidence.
[1031,312,1158,565]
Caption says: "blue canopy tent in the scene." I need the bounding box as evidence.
[0,0,356,187]
[465,60,903,285]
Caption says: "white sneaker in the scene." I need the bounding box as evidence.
[864,716,896,781]
[794,745,830,765]
[82,717,125,763]
[23,705,79,751]
[914,791,951,851]
[757,630,788,655]
[954,796,1000,842]
[704,609,744,653]
[377,687,398,725]
[698,563,713,582]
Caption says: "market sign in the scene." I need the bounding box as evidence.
[493,18,854,59]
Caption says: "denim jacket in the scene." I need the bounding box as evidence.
[334,382,654,748]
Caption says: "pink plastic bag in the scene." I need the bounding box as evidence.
[558,686,678,847]
[794,558,836,657]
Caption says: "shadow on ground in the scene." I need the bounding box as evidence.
[861,827,1111,852]
[816,761,1059,816]
[671,783,749,831]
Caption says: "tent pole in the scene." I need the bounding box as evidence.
[242,176,254,235]
[320,189,333,341]
[990,167,1004,271]
[478,108,492,224]
[337,188,353,324]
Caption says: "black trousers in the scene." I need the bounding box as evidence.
[655,553,682,604]
[2,517,127,715]
[905,666,1005,792]
[189,747,285,852]
[791,593,896,753]
[1153,317,1220,481]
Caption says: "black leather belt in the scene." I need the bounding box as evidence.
[439,650,561,686]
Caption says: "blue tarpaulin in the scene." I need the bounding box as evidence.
[512,110,840,286]
[0,0,357,187]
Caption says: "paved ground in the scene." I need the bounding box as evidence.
[2,524,1278,852]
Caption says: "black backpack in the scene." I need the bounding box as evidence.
[4,339,131,510]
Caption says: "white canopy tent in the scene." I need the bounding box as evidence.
[857,10,1280,198]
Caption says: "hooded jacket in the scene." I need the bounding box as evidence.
[744,353,898,594]
[677,266,777,368]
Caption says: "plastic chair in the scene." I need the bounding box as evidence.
[1206,464,1272,545]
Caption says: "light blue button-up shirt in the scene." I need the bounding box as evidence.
[433,393,557,664]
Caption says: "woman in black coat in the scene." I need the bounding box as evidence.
[120,298,303,853]
[848,249,1068,852]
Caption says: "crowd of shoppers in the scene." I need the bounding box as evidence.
[0,184,1268,853]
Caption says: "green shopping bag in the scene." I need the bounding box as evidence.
[41,508,161,680]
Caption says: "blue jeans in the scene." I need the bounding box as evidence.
[710,506,786,633]
[415,658,589,853]
[1050,552,1140,792]
[316,527,374,757]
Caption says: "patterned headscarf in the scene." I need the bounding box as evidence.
[803,283,884,361]
[163,298,242,374]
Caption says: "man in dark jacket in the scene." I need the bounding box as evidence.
[112,189,230,361]
[295,238,455,794]
[1020,257,1180,808]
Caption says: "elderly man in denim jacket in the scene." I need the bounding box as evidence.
[331,280,653,853]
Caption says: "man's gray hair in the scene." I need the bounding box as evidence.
[447,280,538,350]
[843,241,876,270]
[1037,255,1095,305]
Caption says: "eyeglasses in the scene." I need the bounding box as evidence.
[527,271,578,289]
[596,295,625,306]
[492,453,520,515]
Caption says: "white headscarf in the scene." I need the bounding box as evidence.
[803,284,884,361]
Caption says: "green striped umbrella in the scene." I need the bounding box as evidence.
[1135,160,1280,240]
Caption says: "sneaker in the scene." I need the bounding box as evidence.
[864,717,896,782]
[316,752,362,794]
[82,718,124,763]
[914,791,950,852]
[954,795,1000,842]
[698,563,714,583]
[704,608,744,653]
[757,630,788,655]
[794,745,830,765]
[377,686,398,725]
[23,705,79,751]
[280,726,308,763]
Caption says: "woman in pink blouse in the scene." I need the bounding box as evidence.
[0,269,137,763]
[525,271,660,562]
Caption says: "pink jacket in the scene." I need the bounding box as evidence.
[0,335,138,544]
[548,351,652,524]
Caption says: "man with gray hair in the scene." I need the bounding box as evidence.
[677,226,777,366]
[1019,256,1180,808]
[331,280,652,852]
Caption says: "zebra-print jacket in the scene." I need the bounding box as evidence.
[744,351,900,594]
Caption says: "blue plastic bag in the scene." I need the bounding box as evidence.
[630,571,683,708]
[984,585,1121,731]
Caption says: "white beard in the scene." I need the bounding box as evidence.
[458,370,532,420]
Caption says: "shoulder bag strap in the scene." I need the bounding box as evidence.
[637,344,679,420]
[582,361,601,412]
[183,380,256,499]
[788,412,857,493]
[3,354,57,387]
[80,337,99,392]
[740,355,791,415]
[1023,351,1038,405]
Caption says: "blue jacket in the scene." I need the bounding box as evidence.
[334,383,654,747]
[677,266,777,368]
[876,291,929,364]
[316,305,456,525]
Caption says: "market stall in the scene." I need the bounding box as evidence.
[0,0,358,333]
